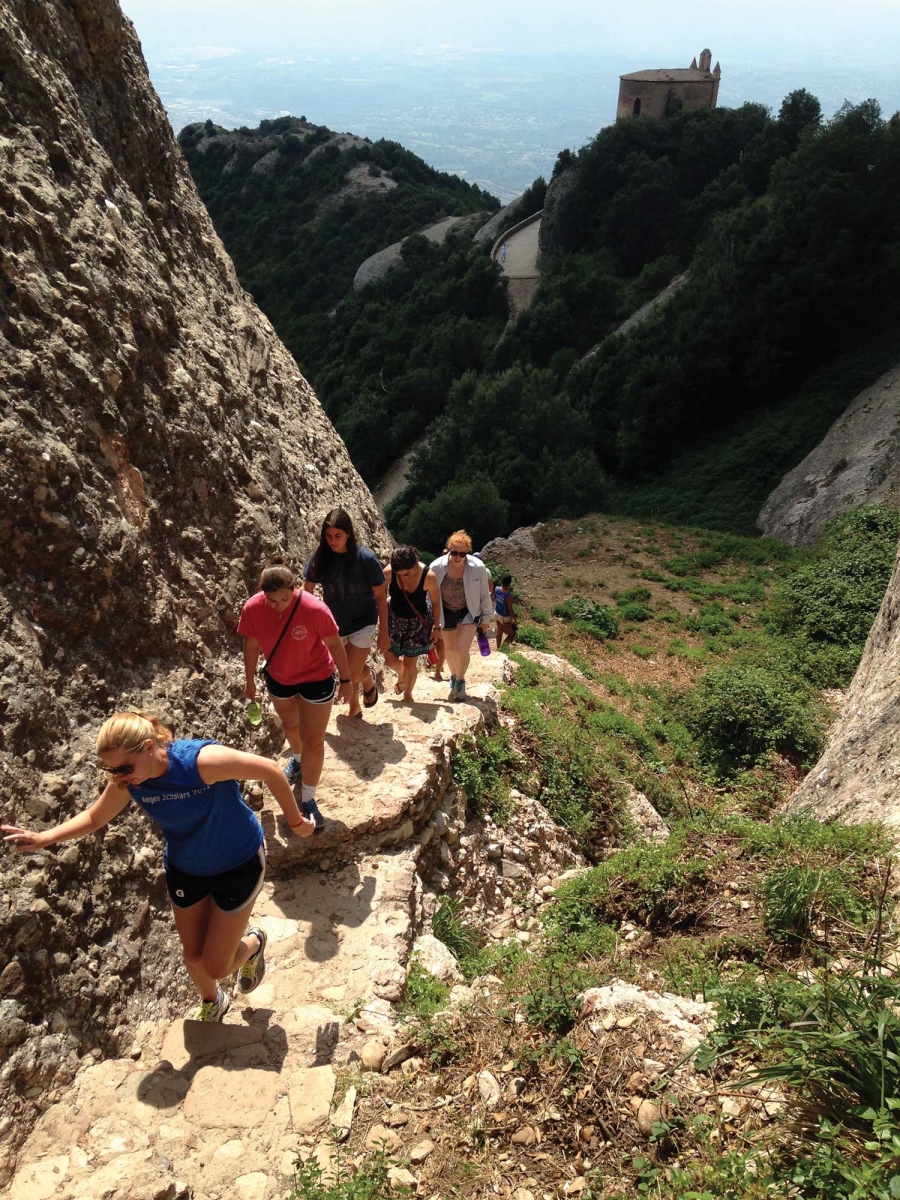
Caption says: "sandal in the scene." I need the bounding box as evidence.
[363,684,379,708]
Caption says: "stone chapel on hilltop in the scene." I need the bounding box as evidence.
[616,48,721,120]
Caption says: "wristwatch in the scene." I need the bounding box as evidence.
[339,677,350,683]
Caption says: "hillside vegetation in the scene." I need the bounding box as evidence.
[290,505,900,1200]
[184,96,900,545]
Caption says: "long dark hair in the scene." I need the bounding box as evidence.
[308,508,358,579]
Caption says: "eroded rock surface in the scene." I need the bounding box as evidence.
[758,363,900,545]
[0,0,386,1173]
[787,541,900,831]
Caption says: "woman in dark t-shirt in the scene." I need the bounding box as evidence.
[303,508,388,719]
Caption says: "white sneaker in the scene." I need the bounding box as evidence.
[194,985,230,1022]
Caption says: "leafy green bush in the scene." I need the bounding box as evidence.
[451,729,518,822]
[515,623,551,650]
[552,596,619,639]
[546,828,711,932]
[400,958,449,1020]
[432,897,487,982]
[761,863,874,941]
[618,602,652,621]
[616,586,652,603]
[770,504,900,685]
[686,601,735,637]
[681,665,825,776]
[289,1149,394,1200]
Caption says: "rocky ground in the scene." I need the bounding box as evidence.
[8,654,520,1200]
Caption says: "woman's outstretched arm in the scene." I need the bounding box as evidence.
[2,784,132,853]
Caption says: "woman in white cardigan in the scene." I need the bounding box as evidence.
[430,530,494,701]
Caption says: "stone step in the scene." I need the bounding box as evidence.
[11,849,422,1200]
[9,653,508,1200]
[262,655,506,870]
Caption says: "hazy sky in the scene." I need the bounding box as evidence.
[122,0,900,59]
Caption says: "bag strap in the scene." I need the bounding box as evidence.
[398,569,432,631]
[265,592,302,670]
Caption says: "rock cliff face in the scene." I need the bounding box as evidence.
[758,363,900,545]
[787,540,900,831]
[0,0,386,1168]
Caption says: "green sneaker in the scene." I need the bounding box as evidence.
[195,985,230,1022]
[238,927,267,994]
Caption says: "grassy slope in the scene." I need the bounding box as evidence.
[293,514,900,1200]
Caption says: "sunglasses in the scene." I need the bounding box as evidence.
[102,762,136,777]
[448,550,467,558]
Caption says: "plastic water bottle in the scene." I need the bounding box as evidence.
[476,626,491,657]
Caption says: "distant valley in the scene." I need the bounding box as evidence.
[139,44,900,201]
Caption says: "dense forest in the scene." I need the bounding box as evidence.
[183,96,900,547]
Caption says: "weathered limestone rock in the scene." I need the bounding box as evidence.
[0,0,388,1167]
[786,540,900,829]
[758,363,900,545]
[481,524,544,561]
[410,933,464,985]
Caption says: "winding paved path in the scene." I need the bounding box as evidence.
[493,216,542,319]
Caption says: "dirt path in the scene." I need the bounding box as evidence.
[9,656,506,1200]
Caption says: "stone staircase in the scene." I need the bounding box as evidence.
[10,656,506,1200]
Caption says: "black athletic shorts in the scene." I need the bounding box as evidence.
[263,669,337,704]
[165,846,266,912]
[442,606,471,631]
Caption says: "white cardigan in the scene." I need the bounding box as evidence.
[430,554,494,628]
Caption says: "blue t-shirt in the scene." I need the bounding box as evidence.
[304,545,385,637]
[127,739,263,875]
[495,587,511,617]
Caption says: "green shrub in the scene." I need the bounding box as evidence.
[769,504,900,684]
[553,596,619,639]
[288,1148,394,1200]
[451,729,519,822]
[545,829,710,932]
[529,606,551,624]
[761,863,875,941]
[432,897,487,982]
[400,958,449,1020]
[515,623,551,650]
[685,601,735,637]
[681,664,825,777]
[631,644,655,659]
[617,586,652,603]
[618,602,652,621]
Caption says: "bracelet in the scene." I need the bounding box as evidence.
[288,818,307,828]
[339,677,350,684]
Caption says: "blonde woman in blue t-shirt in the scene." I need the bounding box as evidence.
[1,709,314,1022]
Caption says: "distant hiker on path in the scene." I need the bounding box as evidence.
[431,531,494,702]
[303,508,388,718]
[1,710,315,1022]
[383,545,443,703]
[239,558,353,832]
[500,242,508,263]
[494,573,517,649]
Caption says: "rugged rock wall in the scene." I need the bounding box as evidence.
[787,541,900,830]
[0,0,386,1167]
[758,363,900,545]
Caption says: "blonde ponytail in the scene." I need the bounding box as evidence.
[96,709,173,756]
